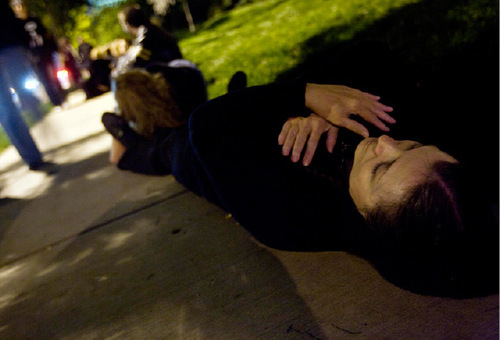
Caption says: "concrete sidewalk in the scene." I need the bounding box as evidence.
[0,91,497,339]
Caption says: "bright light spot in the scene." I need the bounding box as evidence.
[24,78,39,90]
[9,87,15,94]
[57,69,68,78]
[57,69,71,89]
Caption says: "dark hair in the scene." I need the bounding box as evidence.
[120,6,149,28]
[365,161,499,298]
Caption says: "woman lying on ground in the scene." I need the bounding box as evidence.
[102,43,498,298]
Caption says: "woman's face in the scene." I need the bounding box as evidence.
[349,135,457,215]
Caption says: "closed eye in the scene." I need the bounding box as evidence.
[372,160,396,177]
[405,142,423,151]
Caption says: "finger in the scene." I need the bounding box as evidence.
[361,91,392,111]
[367,116,390,132]
[376,102,394,113]
[325,126,339,153]
[341,118,370,138]
[281,124,298,156]
[361,91,381,101]
[357,106,391,132]
[376,109,396,124]
[302,126,323,166]
[361,93,395,122]
[278,120,292,145]
[291,124,311,163]
[372,103,396,123]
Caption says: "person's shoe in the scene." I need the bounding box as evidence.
[29,161,58,174]
[101,112,140,148]
[227,71,247,93]
[102,112,127,138]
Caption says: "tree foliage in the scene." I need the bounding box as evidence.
[18,0,249,48]
[68,4,130,47]
[22,0,86,38]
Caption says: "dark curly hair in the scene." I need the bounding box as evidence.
[119,5,149,28]
[365,161,499,298]
[115,69,184,138]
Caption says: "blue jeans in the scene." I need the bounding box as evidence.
[0,47,43,167]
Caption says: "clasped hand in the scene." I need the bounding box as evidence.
[278,114,337,167]
[278,83,395,166]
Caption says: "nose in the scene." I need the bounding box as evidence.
[374,135,401,157]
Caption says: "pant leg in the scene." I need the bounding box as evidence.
[35,53,65,106]
[0,49,42,167]
[3,47,45,121]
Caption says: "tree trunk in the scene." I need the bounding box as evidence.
[182,0,196,32]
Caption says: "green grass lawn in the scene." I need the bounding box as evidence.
[179,0,420,98]
[0,0,497,153]
[0,130,9,152]
[179,0,498,99]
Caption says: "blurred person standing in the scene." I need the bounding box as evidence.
[0,2,51,171]
[81,46,113,99]
[58,37,82,87]
[11,0,66,106]
[77,36,93,79]
[109,38,130,69]
[113,5,183,76]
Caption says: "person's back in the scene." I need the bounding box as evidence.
[138,24,182,66]
[1,2,29,50]
[77,38,93,70]
[117,5,183,71]
[147,60,206,118]
[10,0,65,106]
[10,1,58,61]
